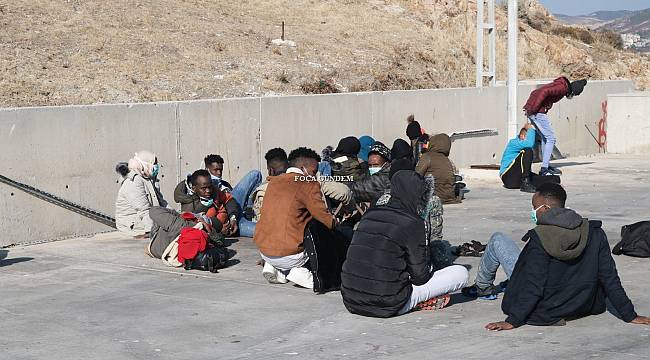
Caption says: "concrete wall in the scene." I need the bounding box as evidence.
[0,80,633,245]
[607,92,650,155]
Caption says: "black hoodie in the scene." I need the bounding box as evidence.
[502,209,637,327]
[341,171,432,318]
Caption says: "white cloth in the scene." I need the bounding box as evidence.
[398,265,469,315]
[260,251,309,272]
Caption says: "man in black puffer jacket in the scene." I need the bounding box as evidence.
[340,170,468,318]
[347,142,392,205]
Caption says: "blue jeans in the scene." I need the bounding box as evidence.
[318,161,332,176]
[231,170,263,238]
[475,232,522,289]
[529,113,555,169]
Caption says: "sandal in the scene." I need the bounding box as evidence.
[453,243,481,257]
[414,294,451,311]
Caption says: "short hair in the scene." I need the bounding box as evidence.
[204,154,224,166]
[288,147,321,167]
[190,169,211,186]
[519,128,527,136]
[264,148,288,163]
[536,183,567,208]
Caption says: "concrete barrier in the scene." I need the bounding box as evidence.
[0,80,634,245]
[606,92,650,155]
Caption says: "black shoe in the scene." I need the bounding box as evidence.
[547,166,562,175]
[539,167,552,176]
[520,177,536,193]
[462,284,499,300]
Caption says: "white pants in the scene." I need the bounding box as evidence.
[398,265,469,315]
[260,251,309,272]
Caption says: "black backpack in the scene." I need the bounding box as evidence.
[613,221,650,258]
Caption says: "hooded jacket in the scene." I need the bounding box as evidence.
[391,139,413,161]
[415,134,459,204]
[115,171,167,236]
[341,170,432,318]
[173,180,240,225]
[502,208,637,327]
[347,163,391,204]
[523,77,570,116]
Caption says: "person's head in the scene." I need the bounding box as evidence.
[406,114,422,141]
[288,147,321,176]
[334,136,361,157]
[265,147,289,176]
[429,133,452,157]
[358,135,376,162]
[127,150,159,178]
[367,142,391,175]
[391,138,412,160]
[531,183,567,223]
[204,154,224,179]
[389,158,415,179]
[190,169,213,199]
[519,127,528,140]
[388,170,426,217]
[567,79,587,99]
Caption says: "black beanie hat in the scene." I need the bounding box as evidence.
[335,136,361,157]
[406,121,422,140]
[391,139,412,160]
[389,158,415,179]
[570,79,587,97]
[368,141,391,161]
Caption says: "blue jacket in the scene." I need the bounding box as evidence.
[499,129,536,175]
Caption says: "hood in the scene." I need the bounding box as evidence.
[358,135,375,162]
[389,158,415,179]
[406,121,422,140]
[428,133,451,156]
[388,170,426,217]
[534,208,589,261]
[391,138,412,160]
[335,136,361,157]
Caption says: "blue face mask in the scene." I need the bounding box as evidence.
[210,174,221,186]
[369,167,382,176]
[151,164,160,178]
[530,205,547,225]
[200,197,214,207]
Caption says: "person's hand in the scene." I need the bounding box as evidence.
[228,218,238,236]
[485,321,515,331]
[524,122,532,130]
[631,316,650,325]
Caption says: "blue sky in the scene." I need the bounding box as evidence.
[538,0,650,16]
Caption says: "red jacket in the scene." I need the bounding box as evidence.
[523,77,570,116]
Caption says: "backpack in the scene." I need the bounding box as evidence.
[613,221,650,258]
[160,222,230,272]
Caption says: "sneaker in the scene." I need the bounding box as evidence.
[262,262,288,284]
[462,284,500,300]
[287,267,314,289]
[519,177,536,193]
[547,166,563,175]
[539,167,553,176]
[414,293,451,311]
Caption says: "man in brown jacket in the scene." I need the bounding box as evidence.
[415,133,460,204]
[254,147,336,289]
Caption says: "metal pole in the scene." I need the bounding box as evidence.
[476,0,484,87]
[507,0,518,138]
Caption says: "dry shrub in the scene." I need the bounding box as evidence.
[300,78,340,94]
[551,25,594,45]
[595,30,624,50]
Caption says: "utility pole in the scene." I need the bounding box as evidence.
[475,0,496,87]
[507,0,518,138]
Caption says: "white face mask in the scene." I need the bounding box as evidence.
[369,167,382,176]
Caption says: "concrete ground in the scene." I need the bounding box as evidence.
[1,154,649,360]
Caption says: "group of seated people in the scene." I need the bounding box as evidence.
[113,119,649,329]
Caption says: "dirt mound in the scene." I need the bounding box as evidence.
[0,0,648,107]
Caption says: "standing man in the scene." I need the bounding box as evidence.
[523,77,587,176]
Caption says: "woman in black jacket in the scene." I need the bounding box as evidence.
[340,170,468,318]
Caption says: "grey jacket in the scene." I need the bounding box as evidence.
[115,171,167,236]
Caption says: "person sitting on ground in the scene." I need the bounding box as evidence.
[406,115,429,163]
[500,123,538,193]
[461,183,650,330]
[330,136,368,182]
[357,135,376,163]
[251,148,290,222]
[341,170,468,317]
[174,170,240,236]
[254,147,337,289]
[203,154,263,237]
[347,141,392,205]
[415,133,460,204]
[115,151,167,239]
[146,207,228,272]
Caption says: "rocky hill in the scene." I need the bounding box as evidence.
[1,0,648,107]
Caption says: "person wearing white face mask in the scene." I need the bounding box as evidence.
[115,150,168,239]
[461,183,650,331]
[347,142,392,205]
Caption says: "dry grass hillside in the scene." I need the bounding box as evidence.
[1,0,648,107]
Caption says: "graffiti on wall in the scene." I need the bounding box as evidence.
[598,101,607,153]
